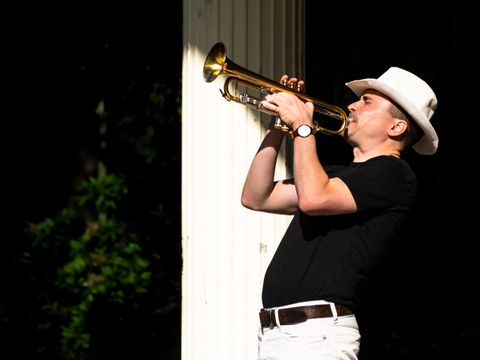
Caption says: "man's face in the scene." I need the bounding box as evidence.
[344,89,397,146]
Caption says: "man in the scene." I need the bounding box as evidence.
[241,67,438,360]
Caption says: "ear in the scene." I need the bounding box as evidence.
[387,119,408,137]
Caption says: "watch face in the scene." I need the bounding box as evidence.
[298,124,312,137]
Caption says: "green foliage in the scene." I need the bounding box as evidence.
[75,175,128,213]
[24,174,156,359]
[17,73,183,358]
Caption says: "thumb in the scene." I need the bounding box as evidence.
[305,101,314,115]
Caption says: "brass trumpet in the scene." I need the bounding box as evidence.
[203,42,347,136]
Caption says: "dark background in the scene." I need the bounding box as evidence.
[6,3,183,359]
[5,1,477,359]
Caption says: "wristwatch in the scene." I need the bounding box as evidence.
[293,124,314,138]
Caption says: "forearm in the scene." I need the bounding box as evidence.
[292,135,356,215]
[292,136,329,207]
[241,127,287,210]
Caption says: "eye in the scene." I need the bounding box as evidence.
[361,95,372,104]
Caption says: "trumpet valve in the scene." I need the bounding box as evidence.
[273,117,291,133]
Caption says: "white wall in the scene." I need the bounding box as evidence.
[182,1,305,358]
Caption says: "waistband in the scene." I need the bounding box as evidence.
[259,303,354,329]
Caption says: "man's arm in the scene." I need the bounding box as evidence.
[241,124,299,215]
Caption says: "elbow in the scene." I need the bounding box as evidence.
[241,193,257,210]
[241,192,268,211]
[298,197,324,216]
[298,196,352,216]
[241,196,252,210]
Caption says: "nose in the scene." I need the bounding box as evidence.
[347,100,358,113]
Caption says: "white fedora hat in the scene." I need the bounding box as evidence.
[345,67,439,155]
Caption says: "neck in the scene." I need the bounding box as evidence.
[352,147,401,162]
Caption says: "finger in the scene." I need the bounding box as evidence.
[286,77,298,89]
[297,80,305,92]
[261,97,279,112]
[305,101,314,114]
[280,74,289,86]
[264,94,274,103]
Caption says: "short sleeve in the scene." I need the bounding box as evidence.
[336,157,417,213]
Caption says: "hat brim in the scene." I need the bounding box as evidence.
[346,79,438,155]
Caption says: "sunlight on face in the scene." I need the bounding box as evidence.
[345,90,397,146]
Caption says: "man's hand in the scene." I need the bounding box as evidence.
[261,75,314,131]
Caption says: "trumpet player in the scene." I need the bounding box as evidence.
[241,67,439,360]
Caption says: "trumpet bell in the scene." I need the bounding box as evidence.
[203,42,227,83]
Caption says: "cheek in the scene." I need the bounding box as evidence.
[361,118,387,136]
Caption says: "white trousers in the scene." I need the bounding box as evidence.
[257,300,360,360]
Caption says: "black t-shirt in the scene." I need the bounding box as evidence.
[261,156,417,310]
